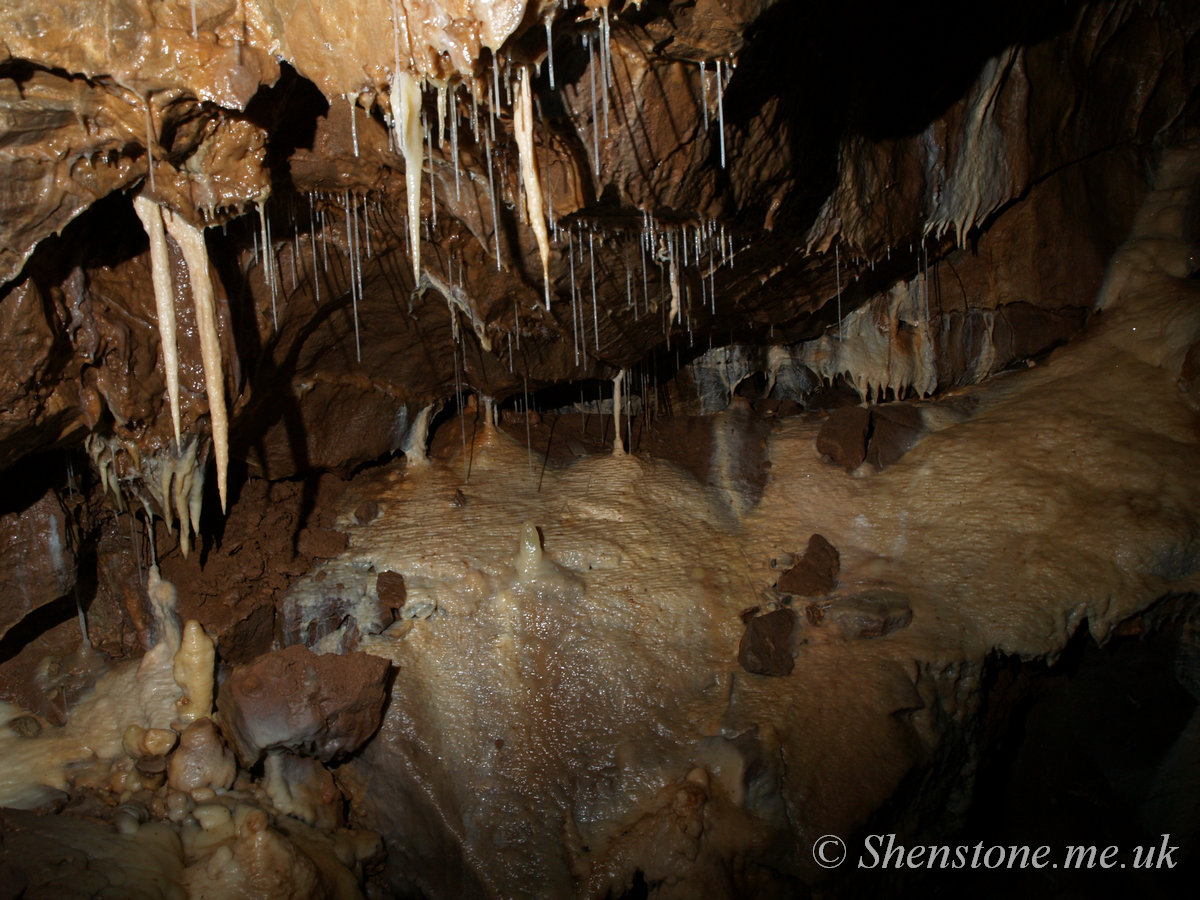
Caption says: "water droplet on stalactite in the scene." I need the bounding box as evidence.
[391,70,424,284]
[546,19,556,89]
[160,209,228,513]
[514,68,551,310]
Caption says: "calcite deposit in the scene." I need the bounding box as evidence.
[2,0,1200,897]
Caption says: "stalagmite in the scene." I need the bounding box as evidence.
[612,369,625,455]
[514,69,551,309]
[132,196,181,445]
[391,71,424,283]
[162,210,229,514]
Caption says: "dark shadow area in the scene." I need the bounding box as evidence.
[912,618,1200,899]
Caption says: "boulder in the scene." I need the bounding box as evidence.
[816,407,871,469]
[216,644,389,766]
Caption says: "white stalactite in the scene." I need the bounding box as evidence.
[391,70,424,284]
[132,195,181,446]
[162,210,229,514]
[514,68,551,309]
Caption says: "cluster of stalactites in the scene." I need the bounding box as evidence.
[86,432,210,559]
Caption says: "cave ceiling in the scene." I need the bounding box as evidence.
[0,0,1198,483]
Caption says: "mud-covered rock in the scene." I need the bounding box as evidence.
[776,534,840,597]
[866,403,927,470]
[216,644,389,766]
[738,608,797,676]
[816,407,871,470]
[0,488,75,642]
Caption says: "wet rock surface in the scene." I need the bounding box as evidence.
[738,608,797,676]
[216,644,389,766]
[776,534,840,597]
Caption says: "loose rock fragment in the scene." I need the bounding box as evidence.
[776,534,840,597]
[816,407,870,469]
[738,608,797,676]
[375,570,407,617]
[824,592,913,639]
[865,403,927,470]
[216,644,390,766]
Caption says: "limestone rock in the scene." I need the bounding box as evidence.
[738,608,796,676]
[216,644,390,766]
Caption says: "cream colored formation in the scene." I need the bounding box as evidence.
[0,566,379,898]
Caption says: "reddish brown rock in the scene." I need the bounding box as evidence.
[866,403,927,471]
[216,644,390,766]
[776,534,840,598]
[0,488,75,643]
[816,407,871,470]
[296,527,349,560]
[376,571,407,616]
[738,608,797,677]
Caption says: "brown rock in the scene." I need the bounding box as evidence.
[0,488,75,643]
[866,403,927,470]
[825,592,913,639]
[738,608,797,676]
[816,407,871,469]
[376,570,407,616]
[296,527,348,560]
[355,501,380,525]
[776,534,840,597]
[216,644,390,766]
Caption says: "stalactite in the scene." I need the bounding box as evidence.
[132,196,181,445]
[514,68,551,310]
[161,210,229,514]
[391,71,424,284]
